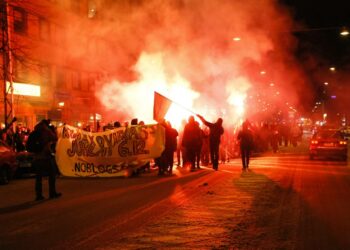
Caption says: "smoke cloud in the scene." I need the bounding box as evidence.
[63,0,313,128]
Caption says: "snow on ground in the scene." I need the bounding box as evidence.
[101,164,298,249]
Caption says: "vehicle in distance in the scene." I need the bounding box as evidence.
[309,129,348,161]
[0,140,18,184]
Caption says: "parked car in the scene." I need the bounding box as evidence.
[0,141,18,184]
[340,126,350,140]
[15,151,35,177]
[309,129,348,161]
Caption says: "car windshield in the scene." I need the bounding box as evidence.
[314,130,343,139]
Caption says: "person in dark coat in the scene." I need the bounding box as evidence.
[164,121,178,174]
[30,120,61,201]
[197,114,224,170]
[182,116,202,171]
[237,120,254,171]
[194,121,204,169]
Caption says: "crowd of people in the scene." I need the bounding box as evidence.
[155,114,224,175]
[1,115,303,200]
[0,117,31,153]
[153,117,303,174]
[1,118,61,201]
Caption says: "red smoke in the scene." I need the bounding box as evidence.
[63,0,313,127]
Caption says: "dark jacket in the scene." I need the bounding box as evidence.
[182,121,202,149]
[197,115,224,145]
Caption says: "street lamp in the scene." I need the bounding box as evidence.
[340,27,349,36]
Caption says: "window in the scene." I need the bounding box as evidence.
[14,58,28,82]
[40,64,51,85]
[53,25,66,46]
[71,71,81,90]
[88,74,95,91]
[56,67,65,88]
[13,7,27,34]
[39,18,50,41]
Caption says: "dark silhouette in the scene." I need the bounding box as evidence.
[196,114,224,170]
[195,121,204,169]
[200,127,210,166]
[164,121,178,174]
[157,120,178,175]
[29,120,61,201]
[113,121,121,128]
[131,118,138,125]
[237,120,254,171]
[176,119,187,167]
[182,116,202,171]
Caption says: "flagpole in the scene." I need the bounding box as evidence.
[156,91,196,115]
[172,99,196,115]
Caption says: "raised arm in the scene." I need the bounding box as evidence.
[196,114,210,127]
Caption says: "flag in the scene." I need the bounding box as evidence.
[153,91,172,122]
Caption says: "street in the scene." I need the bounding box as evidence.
[1,147,350,249]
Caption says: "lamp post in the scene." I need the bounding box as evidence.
[321,82,330,124]
[1,1,15,128]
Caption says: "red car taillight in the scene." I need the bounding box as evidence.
[339,141,347,145]
[311,140,318,144]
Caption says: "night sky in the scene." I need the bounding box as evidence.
[282,0,350,64]
[281,0,350,114]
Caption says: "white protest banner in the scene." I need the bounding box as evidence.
[55,124,165,177]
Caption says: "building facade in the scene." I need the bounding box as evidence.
[1,0,117,130]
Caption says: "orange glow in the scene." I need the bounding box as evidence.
[60,0,310,129]
[164,84,199,129]
[6,81,40,97]
[97,52,250,128]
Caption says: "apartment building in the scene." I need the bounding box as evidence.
[1,0,119,129]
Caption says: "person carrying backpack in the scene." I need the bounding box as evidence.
[28,119,61,201]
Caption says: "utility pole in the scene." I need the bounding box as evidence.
[1,0,15,128]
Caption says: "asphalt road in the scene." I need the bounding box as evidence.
[1,151,350,249]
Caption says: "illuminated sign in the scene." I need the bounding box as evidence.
[6,81,40,97]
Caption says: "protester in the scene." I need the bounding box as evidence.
[131,118,138,125]
[194,121,204,169]
[113,121,121,128]
[196,114,224,170]
[27,119,62,201]
[237,120,254,171]
[164,121,178,174]
[200,127,210,166]
[176,119,186,167]
[182,116,202,171]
